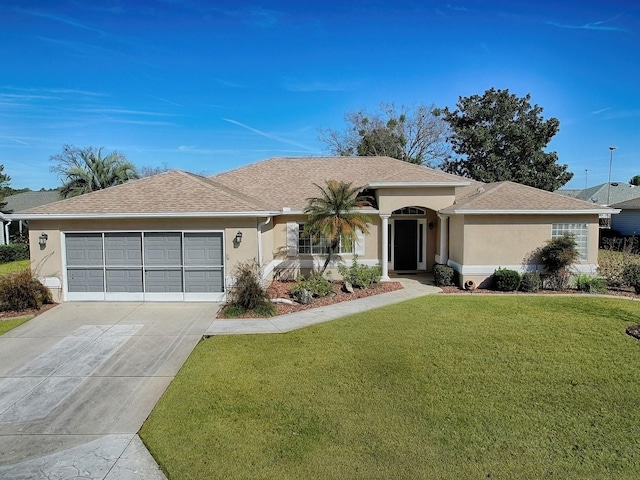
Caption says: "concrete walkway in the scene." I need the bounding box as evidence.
[206,275,441,336]
[0,302,219,480]
[0,276,438,479]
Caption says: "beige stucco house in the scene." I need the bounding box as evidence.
[13,156,615,302]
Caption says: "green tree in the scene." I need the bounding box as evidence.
[319,103,450,166]
[0,165,12,210]
[303,180,373,274]
[441,88,573,191]
[630,175,640,186]
[50,145,139,198]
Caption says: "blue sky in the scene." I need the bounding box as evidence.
[1,0,638,190]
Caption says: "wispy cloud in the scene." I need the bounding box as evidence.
[603,109,640,120]
[591,107,612,115]
[283,79,353,92]
[546,17,625,32]
[16,8,108,35]
[222,118,314,151]
[79,108,175,117]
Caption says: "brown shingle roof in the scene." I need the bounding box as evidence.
[440,181,611,213]
[211,156,468,211]
[23,170,273,215]
[611,197,640,209]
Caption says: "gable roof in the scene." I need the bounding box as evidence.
[576,182,640,206]
[2,190,61,213]
[440,181,615,215]
[19,170,278,218]
[211,156,469,211]
[611,197,640,209]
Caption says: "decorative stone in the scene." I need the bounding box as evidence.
[343,281,354,293]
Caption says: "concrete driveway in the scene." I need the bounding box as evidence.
[0,302,219,479]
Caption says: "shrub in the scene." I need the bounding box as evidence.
[0,269,52,311]
[434,264,455,287]
[520,271,541,292]
[290,272,334,302]
[337,255,382,289]
[228,260,270,311]
[0,243,29,263]
[623,264,640,294]
[493,268,521,291]
[540,234,579,290]
[575,274,608,294]
[222,305,246,318]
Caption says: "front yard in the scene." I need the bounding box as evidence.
[140,296,640,479]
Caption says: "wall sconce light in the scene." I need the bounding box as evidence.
[428,221,435,230]
[234,231,243,244]
[39,232,48,246]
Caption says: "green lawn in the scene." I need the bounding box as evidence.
[140,296,640,480]
[0,259,30,274]
[0,316,32,335]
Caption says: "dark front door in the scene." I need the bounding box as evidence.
[394,219,417,270]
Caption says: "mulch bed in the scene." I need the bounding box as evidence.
[218,281,403,318]
[0,303,58,321]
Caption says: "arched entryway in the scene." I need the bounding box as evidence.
[387,206,436,272]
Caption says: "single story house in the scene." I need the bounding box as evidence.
[1,190,61,243]
[610,197,640,236]
[12,156,615,302]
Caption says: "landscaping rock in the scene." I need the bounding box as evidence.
[343,281,354,293]
[626,324,640,340]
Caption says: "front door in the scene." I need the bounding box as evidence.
[394,219,417,270]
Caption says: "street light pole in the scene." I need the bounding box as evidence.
[607,146,617,205]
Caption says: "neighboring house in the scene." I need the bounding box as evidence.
[0,190,61,244]
[10,156,615,302]
[575,182,640,206]
[610,197,640,236]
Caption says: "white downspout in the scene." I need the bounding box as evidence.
[3,221,11,245]
[257,216,272,279]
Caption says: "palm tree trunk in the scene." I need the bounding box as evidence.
[320,240,340,275]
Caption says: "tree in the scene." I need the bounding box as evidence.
[50,145,139,198]
[441,88,573,191]
[0,165,12,210]
[319,103,450,167]
[139,162,172,177]
[303,180,373,274]
[630,175,640,186]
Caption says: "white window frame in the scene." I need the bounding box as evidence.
[297,223,353,255]
[551,223,588,260]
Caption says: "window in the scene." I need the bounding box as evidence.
[298,224,353,255]
[552,223,588,259]
[392,207,426,215]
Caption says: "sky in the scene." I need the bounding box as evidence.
[1,0,638,191]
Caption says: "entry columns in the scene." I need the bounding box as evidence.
[380,214,390,281]
[437,214,449,264]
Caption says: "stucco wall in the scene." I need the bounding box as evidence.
[376,187,456,215]
[448,215,465,266]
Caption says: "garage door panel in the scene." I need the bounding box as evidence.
[105,233,142,266]
[67,268,104,292]
[145,268,183,292]
[185,268,223,293]
[184,233,223,266]
[66,234,103,266]
[106,268,143,292]
[144,233,182,266]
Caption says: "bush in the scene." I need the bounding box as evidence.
[290,272,334,302]
[520,271,541,292]
[575,274,608,294]
[0,243,29,263]
[623,264,640,294]
[434,264,455,287]
[337,255,381,289]
[493,268,521,291]
[0,270,52,311]
[228,260,271,311]
[540,234,579,290]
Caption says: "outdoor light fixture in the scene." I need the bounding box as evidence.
[234,231,243,244]
[38,232,48,246]
[428,221,435,230]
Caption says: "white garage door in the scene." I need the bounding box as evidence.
[65,232,224,301]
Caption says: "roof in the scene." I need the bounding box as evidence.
[13,156,615,219]
[20,170,277,217]
[610,197,640,209]
[2,190,61,213]
[440,181,615,215]
[575,182,640,206]
[210,156,469,211]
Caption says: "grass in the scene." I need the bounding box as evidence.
[0,316,32,335]
[140,296,640,480]
[0,259,29,274]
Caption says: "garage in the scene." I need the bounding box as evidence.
[64,231,225,301]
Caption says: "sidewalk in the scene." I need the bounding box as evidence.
[205,275,441,336]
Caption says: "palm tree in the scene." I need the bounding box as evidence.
[303,180,373,274]
[55,146,139,198]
